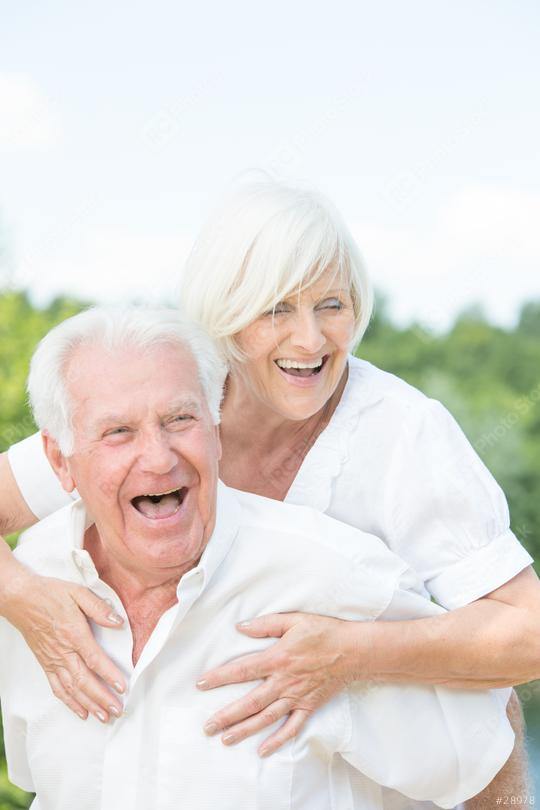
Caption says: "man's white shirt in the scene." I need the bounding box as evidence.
[0,483,514,810]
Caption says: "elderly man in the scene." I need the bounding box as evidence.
[0,307,515,810]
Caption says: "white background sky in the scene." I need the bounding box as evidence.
[1,0,539,331]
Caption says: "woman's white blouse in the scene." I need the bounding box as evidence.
[8,356,533,609]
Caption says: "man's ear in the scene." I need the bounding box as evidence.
[42,433,76,493]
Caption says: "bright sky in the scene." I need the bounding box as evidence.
[1,0,539,331]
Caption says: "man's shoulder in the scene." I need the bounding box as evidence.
[225,487,409,617]
[231,487,398,566]
[233,487,349,540]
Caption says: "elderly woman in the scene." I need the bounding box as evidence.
[0,181,538,789]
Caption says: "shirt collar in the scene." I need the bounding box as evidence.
[67,481,241,593]
[68,499,98,582]
[180,480,241,596]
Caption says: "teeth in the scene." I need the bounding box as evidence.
[276,358,323,370]
[141,487,180,498]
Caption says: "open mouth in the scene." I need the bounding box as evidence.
[274,354,329,378]
[131,487,188,520]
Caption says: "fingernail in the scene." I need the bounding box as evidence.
[108,612,123,625]
[96,711,107,723]
[196,679,208,689]
[259,746,272,758]
[238,621,251,628]
[113,682,125,694]
[77,711,87,720]
[222,733,236,744]
[109,705,122,717]
[204,722,218,735]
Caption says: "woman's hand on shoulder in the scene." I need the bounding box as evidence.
[1,558,126,722]
[197,612,369,757]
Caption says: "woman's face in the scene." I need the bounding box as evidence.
[233,270,356,421]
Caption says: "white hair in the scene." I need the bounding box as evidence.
[179,179,374,363]
[27,306,227,456]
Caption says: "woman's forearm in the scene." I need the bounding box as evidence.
[0,535,31,618]
[0,452,39,537]
[0,532,127,719]
[353,582,540,688]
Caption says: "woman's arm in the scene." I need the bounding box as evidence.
[196,567,540,754]
[0,452,38,536]
[0,452,127,721]
[361,566,540,688]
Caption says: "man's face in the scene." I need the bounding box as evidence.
[54,341,221,580]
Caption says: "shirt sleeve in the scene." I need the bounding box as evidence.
[339,569,515,808]
[340,681,513,808]
[384,397,533,609]
[7,432,76,519]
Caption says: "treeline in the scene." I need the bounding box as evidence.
[1,289,540,566]
[0,292,83,453]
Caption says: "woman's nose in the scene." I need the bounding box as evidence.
[289,310,325,354]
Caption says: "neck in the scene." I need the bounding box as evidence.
[84,525,189,663]
[221,366,348,455]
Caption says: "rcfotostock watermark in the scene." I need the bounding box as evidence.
[141,72,221,154]
[262,84,366,182]
[0,414,37,452]
[473,382,540,456]
[384,100,488,210]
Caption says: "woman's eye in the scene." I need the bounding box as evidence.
[318,298,343,310]
[264,302,292,316]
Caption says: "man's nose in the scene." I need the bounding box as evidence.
[137,431,178,475]
[289,310,325,354]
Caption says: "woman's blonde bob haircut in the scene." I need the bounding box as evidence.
[179,180,373,364]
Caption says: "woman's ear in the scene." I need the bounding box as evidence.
[42,433,76,493]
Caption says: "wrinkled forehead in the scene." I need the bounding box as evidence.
[63,341,208,426]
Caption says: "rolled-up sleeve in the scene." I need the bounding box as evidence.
[384,398,533,609]
[7,432,75,520]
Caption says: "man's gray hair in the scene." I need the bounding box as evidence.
[27,306,227,456]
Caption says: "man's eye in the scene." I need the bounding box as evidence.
[104,427,130,438]
[170,415,193,425]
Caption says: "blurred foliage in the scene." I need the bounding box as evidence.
[0,291,84,453]
[0,289,539,802]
